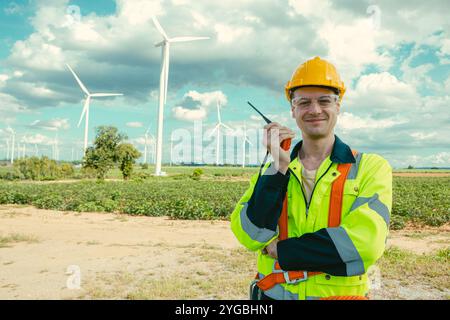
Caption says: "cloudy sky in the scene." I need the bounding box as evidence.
[0,0,449,168]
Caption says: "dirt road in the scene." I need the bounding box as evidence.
[0,205,448,300]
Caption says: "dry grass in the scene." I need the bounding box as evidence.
[77,245,256,300]
[0,233,40,248]
[377,247,450,292]
[76,244,449,300]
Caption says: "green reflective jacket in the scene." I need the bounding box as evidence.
[231,135,392,300]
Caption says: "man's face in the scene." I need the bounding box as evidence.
[290,86,340,139]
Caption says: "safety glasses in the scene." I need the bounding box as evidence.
[291,94,339,109]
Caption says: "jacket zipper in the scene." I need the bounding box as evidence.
[288,162,333,217]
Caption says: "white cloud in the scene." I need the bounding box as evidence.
[0,74,9,87]
[191,10,209,28]
[345,72,420,114]
[353,72,415,97]
[337,112,406,131]
[8,35,65,71]
[28,118,70,131]
[244,15,261,24]
[410,132,438,141]
[126,122,144,128]
[171,90,228,122]
[402,152,450,167]
[184,90,227,108]
[288,0,331,16]
[116,0,164,26]
[172,106,207,121]
[214,23,252,44]
[0,93,28,124]
[21,133,54,145]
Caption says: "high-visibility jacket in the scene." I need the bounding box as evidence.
[231,135,392,300]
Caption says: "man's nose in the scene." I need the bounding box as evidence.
[309,100,322,114]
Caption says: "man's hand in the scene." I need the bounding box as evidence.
[262,239,279,259]
[263,122,295,174]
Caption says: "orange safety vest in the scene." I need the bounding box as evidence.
[255,150,368,300]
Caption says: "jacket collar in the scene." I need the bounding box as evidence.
[289,135,355,164]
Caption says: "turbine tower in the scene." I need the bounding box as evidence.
[210,99,232,166]
[5,138,10,162]
[143,126,150,164]
[241,122,253,168]
[6,127,15,164]
[151,16,209,176]
[66,64,123,153]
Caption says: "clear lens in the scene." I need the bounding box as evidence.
[291,94,338,109]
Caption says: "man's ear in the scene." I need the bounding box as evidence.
[336,103,341,115]
[291,105,295,118]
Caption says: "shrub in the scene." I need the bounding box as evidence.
[11,157,75,181]
[191,168,204,180]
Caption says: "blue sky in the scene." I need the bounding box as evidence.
[0,0,449,168]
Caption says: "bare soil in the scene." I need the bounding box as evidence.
[0,205,448,300]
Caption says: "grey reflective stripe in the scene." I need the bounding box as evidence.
[326,227,365,276]
[306,296,321,300]
[257,273,299,300]
[350,193,390,226]
[240,202,277,243]
[347,152,363,180]
[264,284,298,300]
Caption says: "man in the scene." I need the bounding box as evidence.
[230,56,392,300]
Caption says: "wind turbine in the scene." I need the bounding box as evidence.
[5,138,10,162]
[6,127,15,164]
[241,122,253,168]
[54,132,59,161]
[151,16,209,176]
[66,64,123,153]
[169,133,175,167]
[143,126,152,164]
[210,99,232,166]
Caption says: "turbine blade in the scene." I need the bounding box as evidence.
[221,123,233,132]
[90,93,123,97]
[66,64,90,95]
[208,124,219,137]
[169,36,209,42]
[217,100,221,123]
[152,16,169,40]
[77,96,90,128]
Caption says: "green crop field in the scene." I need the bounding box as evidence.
[0,168,448,229]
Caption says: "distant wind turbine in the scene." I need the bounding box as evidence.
[66,64,123,153]
[241,122,253,168]
[143,125,155,165]
[151,16,209,176]
[210,100,232,166]
[5,138,10,162]
[6,127,15,164]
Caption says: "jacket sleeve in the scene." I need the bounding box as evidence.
[230,164,290,251]
[277,154,392,276]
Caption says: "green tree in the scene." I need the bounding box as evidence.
[83,126,127,179]
[117,143,142,180]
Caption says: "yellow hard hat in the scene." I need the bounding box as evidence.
[285,56,346,103]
